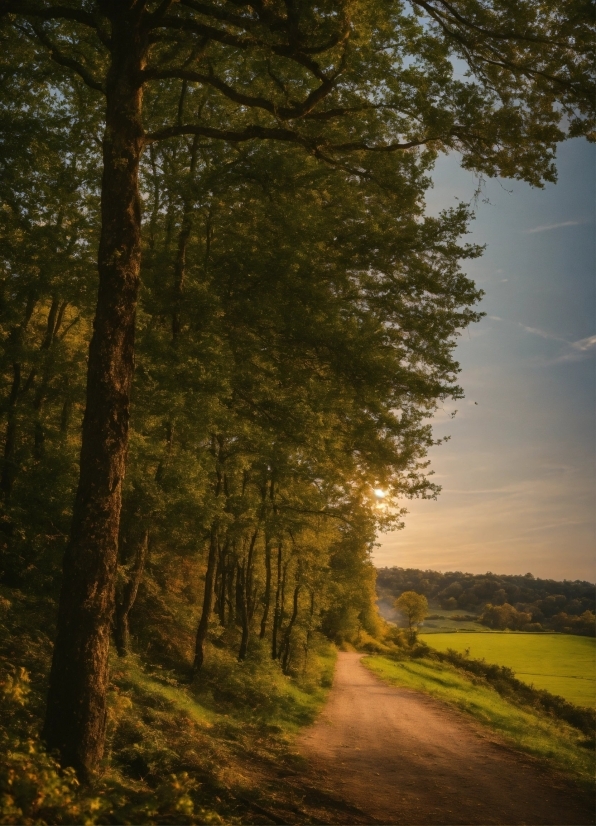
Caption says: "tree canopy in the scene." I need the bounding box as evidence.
[0,0,593,779]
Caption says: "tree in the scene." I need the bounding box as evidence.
[395,590,428,643]
[0,0,592,778]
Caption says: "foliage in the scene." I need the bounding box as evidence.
[0,584,336,824]
[0,0,593,788]
[378,567,596,634]
[479,602,533,630]
[394,590,429,642]
[364,655,595,790]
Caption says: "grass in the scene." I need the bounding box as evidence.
[364,655,595,789]
[421,632,596,707]
[420,608,485,633]
[0,591,337,826]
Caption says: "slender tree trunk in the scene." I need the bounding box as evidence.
[1,293,37,500]
[33,298,67,460]
[281,582,301,674]
[1,363,22,501]
[171,136,199,343]
[271,542,283,659]
[60,378,72,435]
[214,546,223,622]
[193,526,218,673]
[237,560,250,661]
[42,10,147,779]
[238,526,259,661]
[259,538,272,639]
[303,590,315,674]
[215,538,229,625]
[114,529,149,656]
[226,554,236,626]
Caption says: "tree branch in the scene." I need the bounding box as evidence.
[149,14,328,80]
[143,64,341,120]
[0,1,97,28]
[147,120,433,157]
[28,21,105,93]
[413,0,569,49]
[178,0,259,31]
[147,121,312,146]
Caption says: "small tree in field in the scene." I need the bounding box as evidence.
[395,591,428,644]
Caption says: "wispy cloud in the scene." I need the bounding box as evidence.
[548,333,596,364]
[518,323,566,343]
[572,334,596,352]
[524,220,581,234]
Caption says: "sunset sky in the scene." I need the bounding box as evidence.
[375,138,595,582]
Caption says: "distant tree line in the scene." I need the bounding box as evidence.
[377,568,595,636]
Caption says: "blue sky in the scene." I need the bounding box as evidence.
[375,138,595,582]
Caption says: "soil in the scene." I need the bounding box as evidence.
[288,652,595,825]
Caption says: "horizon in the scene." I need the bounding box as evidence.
[373,562,596,585]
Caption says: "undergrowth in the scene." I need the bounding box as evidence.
[364,654,595,790]
[0,586,336,824]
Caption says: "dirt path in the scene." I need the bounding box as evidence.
[295,652,595,825]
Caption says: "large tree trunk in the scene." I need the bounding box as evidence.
[42,10,147,780]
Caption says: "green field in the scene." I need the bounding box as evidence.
[364,656,595,788]
[422,632,596,708]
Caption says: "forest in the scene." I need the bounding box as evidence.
[377,567,596,634]
[0,0,593,823]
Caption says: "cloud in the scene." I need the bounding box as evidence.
[375,471,596,579]
[518,323,566,343]
[572,334,596,352]
[547,333,596,364]
[524,220,581,234]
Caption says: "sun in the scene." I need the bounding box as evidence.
[373,488,387,499]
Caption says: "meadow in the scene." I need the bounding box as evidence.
[364,655,595,789]
[421,632,596,708]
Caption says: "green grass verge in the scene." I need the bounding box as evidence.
[421,632,596,707]
[363,655,595,789]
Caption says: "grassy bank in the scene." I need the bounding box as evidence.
[0,588,336,825]
[364,655,595,789]
[422,632,596,707]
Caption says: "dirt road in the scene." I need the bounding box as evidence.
[296,652,594,825]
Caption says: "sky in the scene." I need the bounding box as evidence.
[374,138,596,582]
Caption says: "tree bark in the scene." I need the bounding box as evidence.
[303,589,315,674]
[114,529,149,657]
[33,298,68,460]
[42,9,147,780]
[171,135,199,343]
[271,542,284,660]
[259,537,272,639]
[238,526,259,661]
[193,526,218,674]
[281,581,301,674]
[1,292,37,500]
